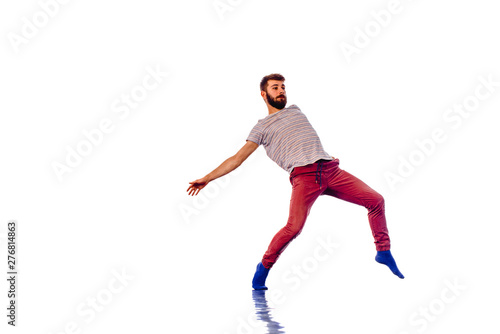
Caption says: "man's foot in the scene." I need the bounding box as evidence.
[252,262,270,290]
[375,250,404,279]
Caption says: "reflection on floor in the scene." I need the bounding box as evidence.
[252,290,286,334]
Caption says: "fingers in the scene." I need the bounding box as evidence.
[187,186,196,196]
[186,183,202,196]
[188,188,201,196]
[187,178,208,196]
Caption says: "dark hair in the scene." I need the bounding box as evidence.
[260,73,285,92]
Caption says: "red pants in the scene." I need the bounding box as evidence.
[262,158,390,269]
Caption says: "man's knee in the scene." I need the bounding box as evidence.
[367,192,384,210]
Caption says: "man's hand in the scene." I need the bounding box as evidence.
[186,141,258,197]
[187,176,209,196]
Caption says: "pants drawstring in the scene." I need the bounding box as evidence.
[315,161,323,189]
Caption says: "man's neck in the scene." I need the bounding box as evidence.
[267,105,285,115]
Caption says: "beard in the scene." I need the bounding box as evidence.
[266,92,287,110]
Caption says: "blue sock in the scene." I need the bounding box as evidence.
[375,250,404,279]
[252,262,270,290]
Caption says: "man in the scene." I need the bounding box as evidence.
[187,73,404,290]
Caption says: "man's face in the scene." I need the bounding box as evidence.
[264,80,287,110]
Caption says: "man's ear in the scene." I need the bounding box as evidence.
[260,90,266,99]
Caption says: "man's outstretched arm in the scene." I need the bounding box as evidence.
[187,140,259,196]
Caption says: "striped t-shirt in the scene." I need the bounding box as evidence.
[246,104,333,173]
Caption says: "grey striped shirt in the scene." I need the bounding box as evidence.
[246,104,333,173]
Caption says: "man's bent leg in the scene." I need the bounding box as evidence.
[322,163,403,278]
[323,167,390,251]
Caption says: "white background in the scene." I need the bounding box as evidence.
[1,0,499,333]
